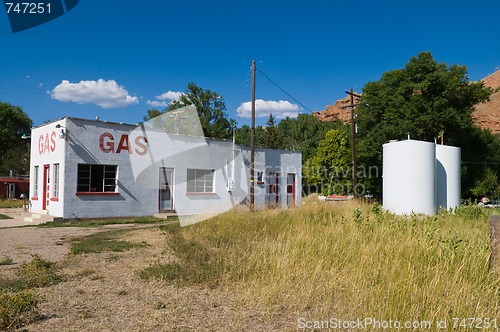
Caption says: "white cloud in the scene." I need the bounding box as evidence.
[156,91,184,101]
[146,90,184,108]
[51,79,139,108]
[236,99,300,119]
[146,100,170,108]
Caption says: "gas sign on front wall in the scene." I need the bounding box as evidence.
[38,131,56,155]
[99,132,148,155]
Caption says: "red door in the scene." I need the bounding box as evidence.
[42,165,50,210]
[287,173,296,206]
[267,172,279,207]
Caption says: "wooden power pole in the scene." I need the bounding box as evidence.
[250,60,256,210]
[344,89,362,195]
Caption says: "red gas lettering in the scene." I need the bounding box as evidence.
[38,135,44,155]
[134,136,148,156]
[38,131,57,155]
[99,133,114,153]
[116,134,132,154]
[44,133,49,153]
[50,131,56,152]
[99,132,149,155]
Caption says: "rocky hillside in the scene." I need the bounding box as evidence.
[314,71,500,134]
[472,70,500,134]
[312,93,361,123]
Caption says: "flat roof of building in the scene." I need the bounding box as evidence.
[32,116,301,153]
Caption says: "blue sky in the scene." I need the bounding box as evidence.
[1,0,500,128]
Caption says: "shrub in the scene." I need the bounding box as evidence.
[0,256,13,266]
[0,290,38,330]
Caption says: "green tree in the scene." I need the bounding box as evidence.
[143,83,236,139]
[235,124,265,147]
[158,82,237,139]
[355,52,492,196]
[470,167,499,198]
[259,113,283,148]
[303,129,351,195]
[277,113,344,161]
[0,102,32,176]
[235,124,251,146]
[143,109,161,123]
[460,127,500,198]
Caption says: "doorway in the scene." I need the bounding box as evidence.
[8,183,16,199]
[159,168,174,211]
[287,173,296,206]
[42,164,50,210]
[267,172,279,207]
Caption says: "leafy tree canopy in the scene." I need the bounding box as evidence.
[0,102,32,175]
[277,113,346,161]
[235,113,344,163]
[144,82,236,139]
[143,109,161,123]
[303,128,351,195]
[259,113,283,149]
[355,52,493,196]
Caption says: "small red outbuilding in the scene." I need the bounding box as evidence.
[0,177,30,199]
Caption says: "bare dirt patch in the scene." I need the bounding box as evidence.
[0,225,296,331]
[0,227,100,265]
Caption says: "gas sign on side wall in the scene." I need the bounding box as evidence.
[38,131,56,155]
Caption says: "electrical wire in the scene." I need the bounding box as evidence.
[0,81,48,97]
[256,68,313,113]
[238,66,252,119]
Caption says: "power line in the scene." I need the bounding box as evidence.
[462,161,500,165]
[256,68,313,113]
[238,66,252,119]
[0,81,48,97]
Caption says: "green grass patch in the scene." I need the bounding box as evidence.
[0,289,38,330]
[0,255,61,292]
[37,216,172,228]
[140,263,182,282]
[0,214,13,220]
[0,256,60,330]
[140,223,221,286]
[0,256,13,266]
[71,230,149,254]
[0,200,24,209]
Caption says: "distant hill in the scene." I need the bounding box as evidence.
[314,71,500,134]
[312,93,361,123]
[472,70,500,134]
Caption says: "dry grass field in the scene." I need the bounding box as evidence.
[0,200,499,331]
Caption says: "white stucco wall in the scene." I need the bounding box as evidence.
[29,117,302,220]
[30,118,67,217]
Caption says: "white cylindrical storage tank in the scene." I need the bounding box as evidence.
[383,140,436,215]
[436,145,461,211]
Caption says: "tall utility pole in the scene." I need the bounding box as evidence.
[250,60,256,210]
[344,89,362,195]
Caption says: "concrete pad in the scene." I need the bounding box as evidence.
[0,208,52,228]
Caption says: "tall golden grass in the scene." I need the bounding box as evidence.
[168,199,499,323]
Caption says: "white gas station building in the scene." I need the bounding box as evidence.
[28,113,302,223]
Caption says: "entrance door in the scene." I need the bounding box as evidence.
[42,164,50,210]
[159,168,174,211]
[8,184,16,199]
[287,173,296,206]
[267,172,279,207]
